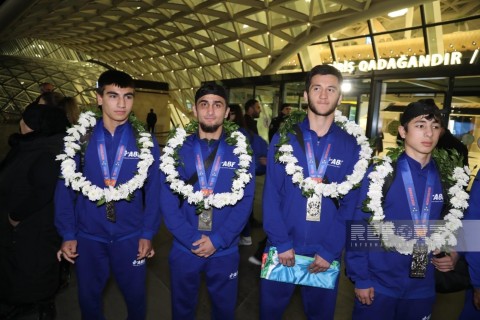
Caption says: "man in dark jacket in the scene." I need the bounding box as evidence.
[268,103,292,142]
[146,108,157,133]
[244,98,261,134]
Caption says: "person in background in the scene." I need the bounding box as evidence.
[146,108,157,133]
[416,99,469,166]
[159,83,255,319]
[374,130,384,155]
[268,103,292,142]
[0,104,69,319]
[58,96,81,126]
[229,104,267,246]
[38,91,64,107]
[346,101,461,319]
[39,82,55,94]
[244,99,261,134]
[260,64,363,319]
[25,82,56,109]
[54,70,162,320]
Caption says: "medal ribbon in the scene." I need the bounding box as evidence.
[303,129,332,182]
[399,158,435,241]
[194,140,225,197]
[97,126,129,188]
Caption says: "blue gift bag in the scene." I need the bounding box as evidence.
[260,247,340,289]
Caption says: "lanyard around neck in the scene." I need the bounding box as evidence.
[97,126,129,187]
[302,128,332,182]
[194,140,225,197]
[399,158,435,239]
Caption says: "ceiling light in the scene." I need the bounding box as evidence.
[388,8,408,18]
[342,82,352,92]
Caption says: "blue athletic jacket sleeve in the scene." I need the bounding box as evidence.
[262,135,293,254]
[345,165,375,289]
[160,133,255,254]
[54,153,81,241]
[465,171,480,289]
[139,134,163,240]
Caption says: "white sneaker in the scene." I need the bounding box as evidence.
[239,236,252,246]
[248,256,262,266]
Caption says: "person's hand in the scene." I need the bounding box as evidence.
[137,239,154,260]
[355,287,375,305]
[308,254,330,273]
[259,156,267,166]
[473,288,480,310]
[191,235,216,258]
[431,250,459,272]
[8,215,19,227]
[278,249,295,267]
[57,240,79,264]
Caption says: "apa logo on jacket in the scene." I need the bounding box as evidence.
[328,158,343,168]
[132,258,145,266]
[432,193,443,202]
[123,150,140,159]
[221,161,237,168]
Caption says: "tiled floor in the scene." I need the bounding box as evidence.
[54,176,467,320]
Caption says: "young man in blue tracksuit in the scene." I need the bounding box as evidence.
[260,65,362,319]
[346,101,459,319]
[459,170,480,319]
[159,83,255,320]
[55,70,162,319]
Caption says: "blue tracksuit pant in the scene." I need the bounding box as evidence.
[352,292,435,320]
[75,236,147,320]
[260,276,339,319]
[169,248,239,320]
[459,289,480,320]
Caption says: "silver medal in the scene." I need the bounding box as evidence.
[306,195,321,222]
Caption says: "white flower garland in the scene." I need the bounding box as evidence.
[159,123,252,211]
[56,111,155,204]
[365,156,470,255]
[277,110,372,201]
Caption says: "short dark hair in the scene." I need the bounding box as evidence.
[280,103,291,111]
[195,83,228,104]
[96,70,135,95]
[244,99,258,112]
[400,101,443,129]
[305,65,343,92]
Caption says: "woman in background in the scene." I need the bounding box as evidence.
[0,104,69,319]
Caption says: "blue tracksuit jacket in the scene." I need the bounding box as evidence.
[159,131,255,256]
[263,118,360,263]
[346,153,444,299]
[465,171,480,289]
[55,119,162,242]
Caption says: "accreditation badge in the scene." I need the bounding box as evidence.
[106,201,116,223]
[306,195,321,222]
[198,208,213,231]
[410,242,428,278]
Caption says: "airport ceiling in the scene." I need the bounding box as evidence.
[0,0,479,111]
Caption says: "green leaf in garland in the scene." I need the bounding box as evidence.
[274,110,307,162]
